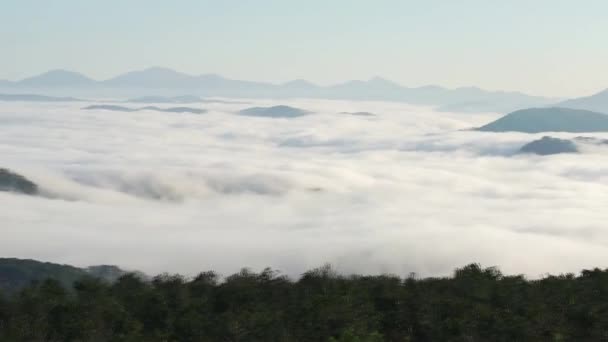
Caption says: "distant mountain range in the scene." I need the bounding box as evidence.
[0,67,557,113]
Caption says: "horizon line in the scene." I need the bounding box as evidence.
[0,66,568,99]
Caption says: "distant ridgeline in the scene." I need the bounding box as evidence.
[127,95,246,104]
[0,68,558,113]
[3,68,608,115]
[4,68,608,117]
[3,258,608,340]
[0,258,130,295]
[83,104,206,114]
[557,88,608,114]
[83,104,310,117]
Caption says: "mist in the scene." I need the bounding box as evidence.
[2,99,608,278]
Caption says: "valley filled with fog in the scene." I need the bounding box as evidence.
[2,99,608,278]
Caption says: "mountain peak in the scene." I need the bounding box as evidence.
[368,76,389,82]
[19,69,94,86]
[102,67,193,87]
[197,73,225,81]
[416,85,446,91]
[367,76,402,88]
[282,79,318,88]
[139,66,184,75]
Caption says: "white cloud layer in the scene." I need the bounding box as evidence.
[2,99,608,278]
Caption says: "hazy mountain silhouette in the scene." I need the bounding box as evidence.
[139,106,206,114]
[1,67,558,112]
[18,69,95,87]
[325,77,403,100]
[128,95,203,103]
[83,104,206,114]
[477,107,608,133]
[556,89,608,114]
[127,95,245,104]
[100,67,270,94]
[519,136,579,155]
[238,105,310,118]
[83,105,136,112]
[0,258,134,294]
[518,136,608,155]
[0,93,82,102]
[102,67,199,88]
[281,79,319,91]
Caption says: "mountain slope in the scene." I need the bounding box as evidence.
[0,258,131,295]
[518,136,579,155]
[101,67,198,88]
[557,89,608,114]
[0,168,38,195]
[477,107,608,133]
[17,69,95,87]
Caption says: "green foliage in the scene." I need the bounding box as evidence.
[0,258,87,295]
[0,258,129,295]
[2,262,608,340]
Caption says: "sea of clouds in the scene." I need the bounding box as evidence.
[2,98,608,278]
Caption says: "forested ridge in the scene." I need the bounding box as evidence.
[2,261,608,341]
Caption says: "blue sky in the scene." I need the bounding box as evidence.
[2,0,607,97]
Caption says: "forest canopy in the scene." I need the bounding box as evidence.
[1,259,608,341]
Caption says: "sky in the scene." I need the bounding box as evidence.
[2,0,608,97]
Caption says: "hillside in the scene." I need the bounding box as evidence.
[0,258,129,295]
[0,168,38,195]
[0,258,87,294]
[517,136,608,155]
[518,136,578,155]
[477,107,608,133]
[3,261,608,340]
[557,89,608,114]
[18,70,95,87]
